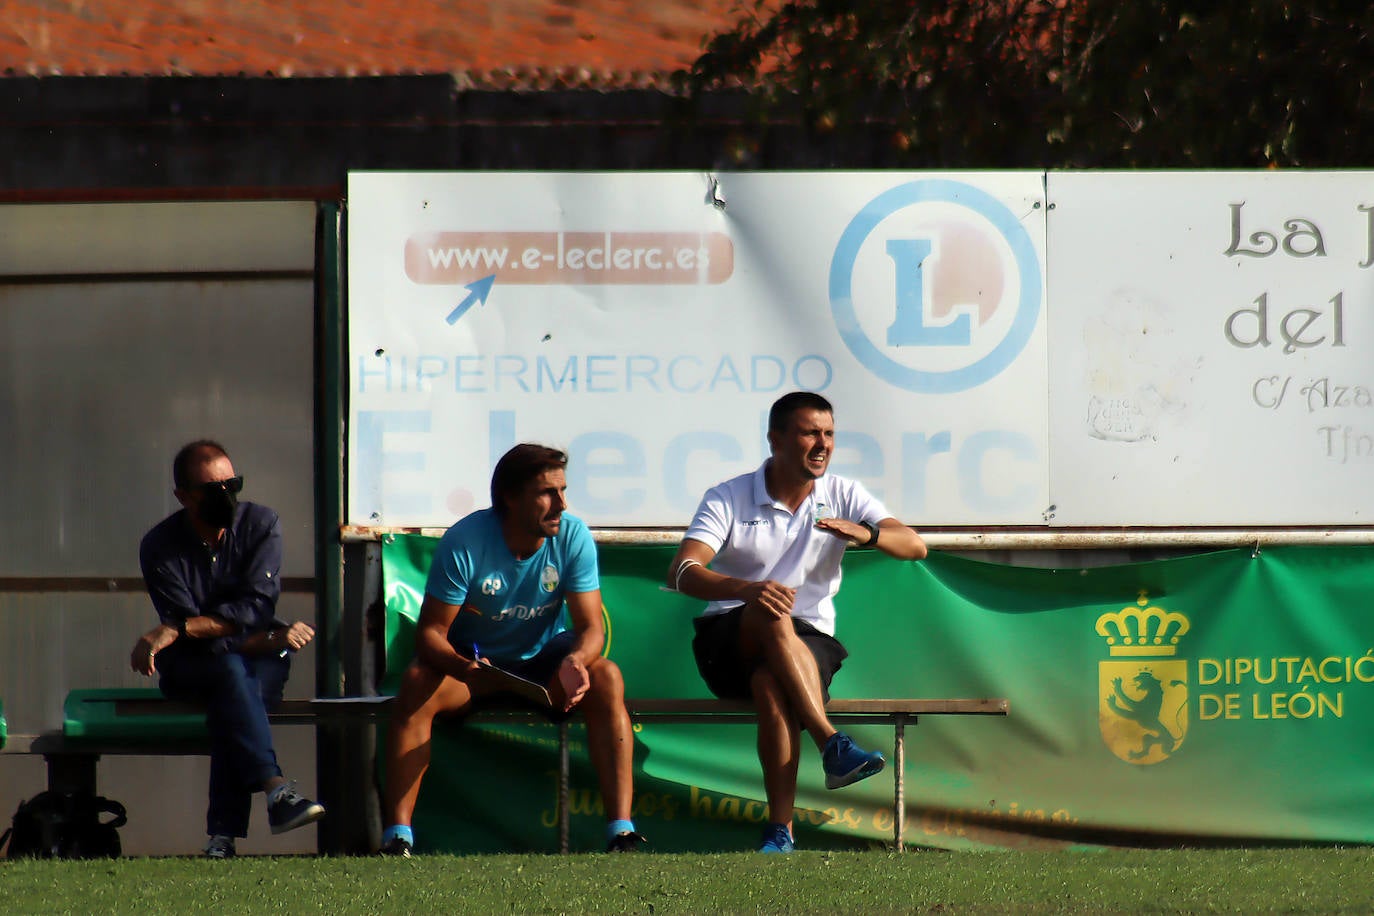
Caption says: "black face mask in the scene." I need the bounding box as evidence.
[199,487,239,529]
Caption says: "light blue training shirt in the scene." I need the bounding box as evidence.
[425,507,599,664]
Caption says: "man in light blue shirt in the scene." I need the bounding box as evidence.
[380,444,644,855]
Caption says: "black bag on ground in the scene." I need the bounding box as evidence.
[0,789,126,859]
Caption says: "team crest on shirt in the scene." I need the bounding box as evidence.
[540,564,560,593]
[480,574,505,596]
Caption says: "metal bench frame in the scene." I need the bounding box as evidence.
[30,694,1008,852]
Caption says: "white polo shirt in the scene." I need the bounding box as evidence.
[683,460,891,636]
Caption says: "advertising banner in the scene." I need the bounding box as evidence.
[1047,171,1374,524]
[383,537,1374,852]
[348,171,1050,528]
[349,169,1374,528]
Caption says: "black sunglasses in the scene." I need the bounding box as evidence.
[189,475,244,495]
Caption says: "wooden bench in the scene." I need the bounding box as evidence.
[48,689,1008,852]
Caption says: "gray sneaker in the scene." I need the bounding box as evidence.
[205,834,236,859]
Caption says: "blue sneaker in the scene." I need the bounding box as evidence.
[758,822,794,853]
[822,732,886,789]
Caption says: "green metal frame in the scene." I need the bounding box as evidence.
[314,200,345,701]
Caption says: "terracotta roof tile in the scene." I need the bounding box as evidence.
[0,0,747,83]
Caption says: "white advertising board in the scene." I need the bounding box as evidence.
[1047,171,1374,525]
[347,171,1050,527]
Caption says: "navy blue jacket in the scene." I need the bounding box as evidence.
[139,501,284,655]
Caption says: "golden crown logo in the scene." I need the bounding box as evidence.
[1095,592,1191,657]
[1096,591,1190,766]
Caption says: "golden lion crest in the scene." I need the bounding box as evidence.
[1097,592,1190,765]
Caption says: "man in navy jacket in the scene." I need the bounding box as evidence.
[130,440,323,858]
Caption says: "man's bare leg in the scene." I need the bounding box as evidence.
[383,662,474,828]
[739,604,835,749]
[738,604,884,795]
[751,667,801,836]
[578,658,635,821]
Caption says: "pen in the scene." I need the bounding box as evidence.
[472,642,481,663]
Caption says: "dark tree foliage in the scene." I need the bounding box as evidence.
[683,1,1373,168]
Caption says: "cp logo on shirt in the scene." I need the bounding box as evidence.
[480,575,505,596]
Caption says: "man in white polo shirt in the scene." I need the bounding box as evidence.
[666,391,928,853]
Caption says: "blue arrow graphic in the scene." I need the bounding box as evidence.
[446,274,496,324]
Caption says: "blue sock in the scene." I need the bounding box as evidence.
[383,824,414,846]
[607,819,636,841]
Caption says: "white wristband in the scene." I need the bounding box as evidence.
[673,558,703,592]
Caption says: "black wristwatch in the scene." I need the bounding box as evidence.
[176,619,188,637]
[859,521,879,547]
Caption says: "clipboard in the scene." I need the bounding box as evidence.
[477,659,554,708]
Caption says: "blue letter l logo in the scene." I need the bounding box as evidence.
[885,238,971,347]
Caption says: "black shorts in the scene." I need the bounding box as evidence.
[692,606,849,703]
[466,629,577,722]
[503,629,577,685]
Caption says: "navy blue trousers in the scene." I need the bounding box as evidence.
[158,648,290,837]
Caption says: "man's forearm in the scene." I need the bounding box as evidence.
[206,591,280,630]
[674,563,752,603]
[417,629,478,681]
[873,522,928,561]
[568,629,605,668]
[179,613,239,639]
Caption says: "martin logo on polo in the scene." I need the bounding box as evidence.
[480,574,505,596]
[1097,592,1191,765]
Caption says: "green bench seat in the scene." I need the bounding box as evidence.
[64,687,210,743]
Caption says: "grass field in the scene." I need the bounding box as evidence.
[4,848,1374,914]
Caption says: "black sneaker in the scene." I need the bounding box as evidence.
[266,781,325,835]
[205,834,236,859]
[379,836,413,858]
[606,831,648,852]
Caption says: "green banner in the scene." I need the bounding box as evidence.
[382,536,1374,852]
